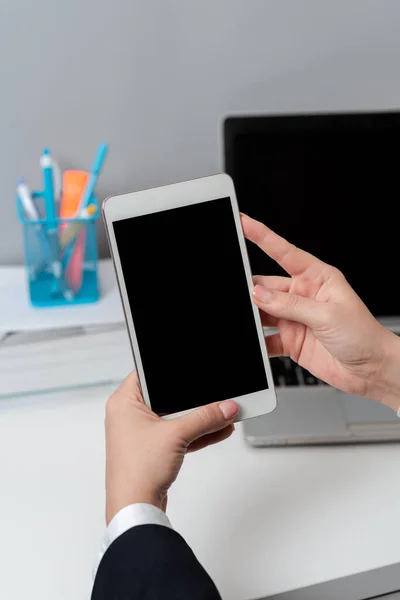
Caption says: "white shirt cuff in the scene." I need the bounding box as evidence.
[93,504,172,579]
[106,503,172,547]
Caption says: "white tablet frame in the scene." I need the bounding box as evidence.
[103,174,276,421]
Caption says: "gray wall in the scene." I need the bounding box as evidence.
[2,0,400,264]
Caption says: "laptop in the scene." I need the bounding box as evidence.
[224,111,400,446]
[264,562,400,599]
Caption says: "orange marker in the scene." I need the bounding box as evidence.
[60,170,89,218]
[60,170,89,292]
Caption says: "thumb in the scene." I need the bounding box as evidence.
[253,285,329,329]
[175,400,238,444]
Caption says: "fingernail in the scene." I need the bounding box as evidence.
[219,400,239,420]
[253,285,273,304]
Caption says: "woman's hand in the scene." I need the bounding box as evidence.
[242,214,400,410]
[105,372,238,524]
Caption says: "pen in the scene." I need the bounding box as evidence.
[40,148,71,299]
[17,177,41,221]
[78,143,108,213]
[41,148,56,221]
[17,177,52,267]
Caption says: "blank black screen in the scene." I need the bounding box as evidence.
[113,197,268,415]
[227,114,400,317]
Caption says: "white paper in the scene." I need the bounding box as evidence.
[0,259,124,332]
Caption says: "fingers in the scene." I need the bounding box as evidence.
[113,371,142,398]
[253,275,291,292]
[253,285,329,330]
[265,333,284,357]
[106,372,146,418]
[187,424,235,453]
[242,214,323,276]
[261,311,278,327]
[253,276,290,328]
[175,400,239,444]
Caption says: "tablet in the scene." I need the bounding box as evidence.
[103,174,276,420]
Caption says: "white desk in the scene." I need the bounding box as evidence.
[1,384,400,600]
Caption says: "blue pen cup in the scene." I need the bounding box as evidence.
[17,192,100,308]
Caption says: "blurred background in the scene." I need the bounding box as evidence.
[2,0,400,264]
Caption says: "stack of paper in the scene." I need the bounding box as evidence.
[0,324,132,399]
[0,259,124,337]
[0,260,132,399]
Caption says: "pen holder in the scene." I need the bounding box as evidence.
[17,192,100,308]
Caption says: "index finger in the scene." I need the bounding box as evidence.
[241,213,322,276]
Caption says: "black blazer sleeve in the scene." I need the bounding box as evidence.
[91,524,222,600]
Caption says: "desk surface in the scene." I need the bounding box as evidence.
[0,385,400,600]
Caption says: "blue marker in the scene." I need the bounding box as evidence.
[41,148,56,221]
[78,143,108,213]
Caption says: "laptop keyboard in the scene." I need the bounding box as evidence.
[271,357,328,387]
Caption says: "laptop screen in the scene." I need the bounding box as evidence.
[225,113,400,318]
